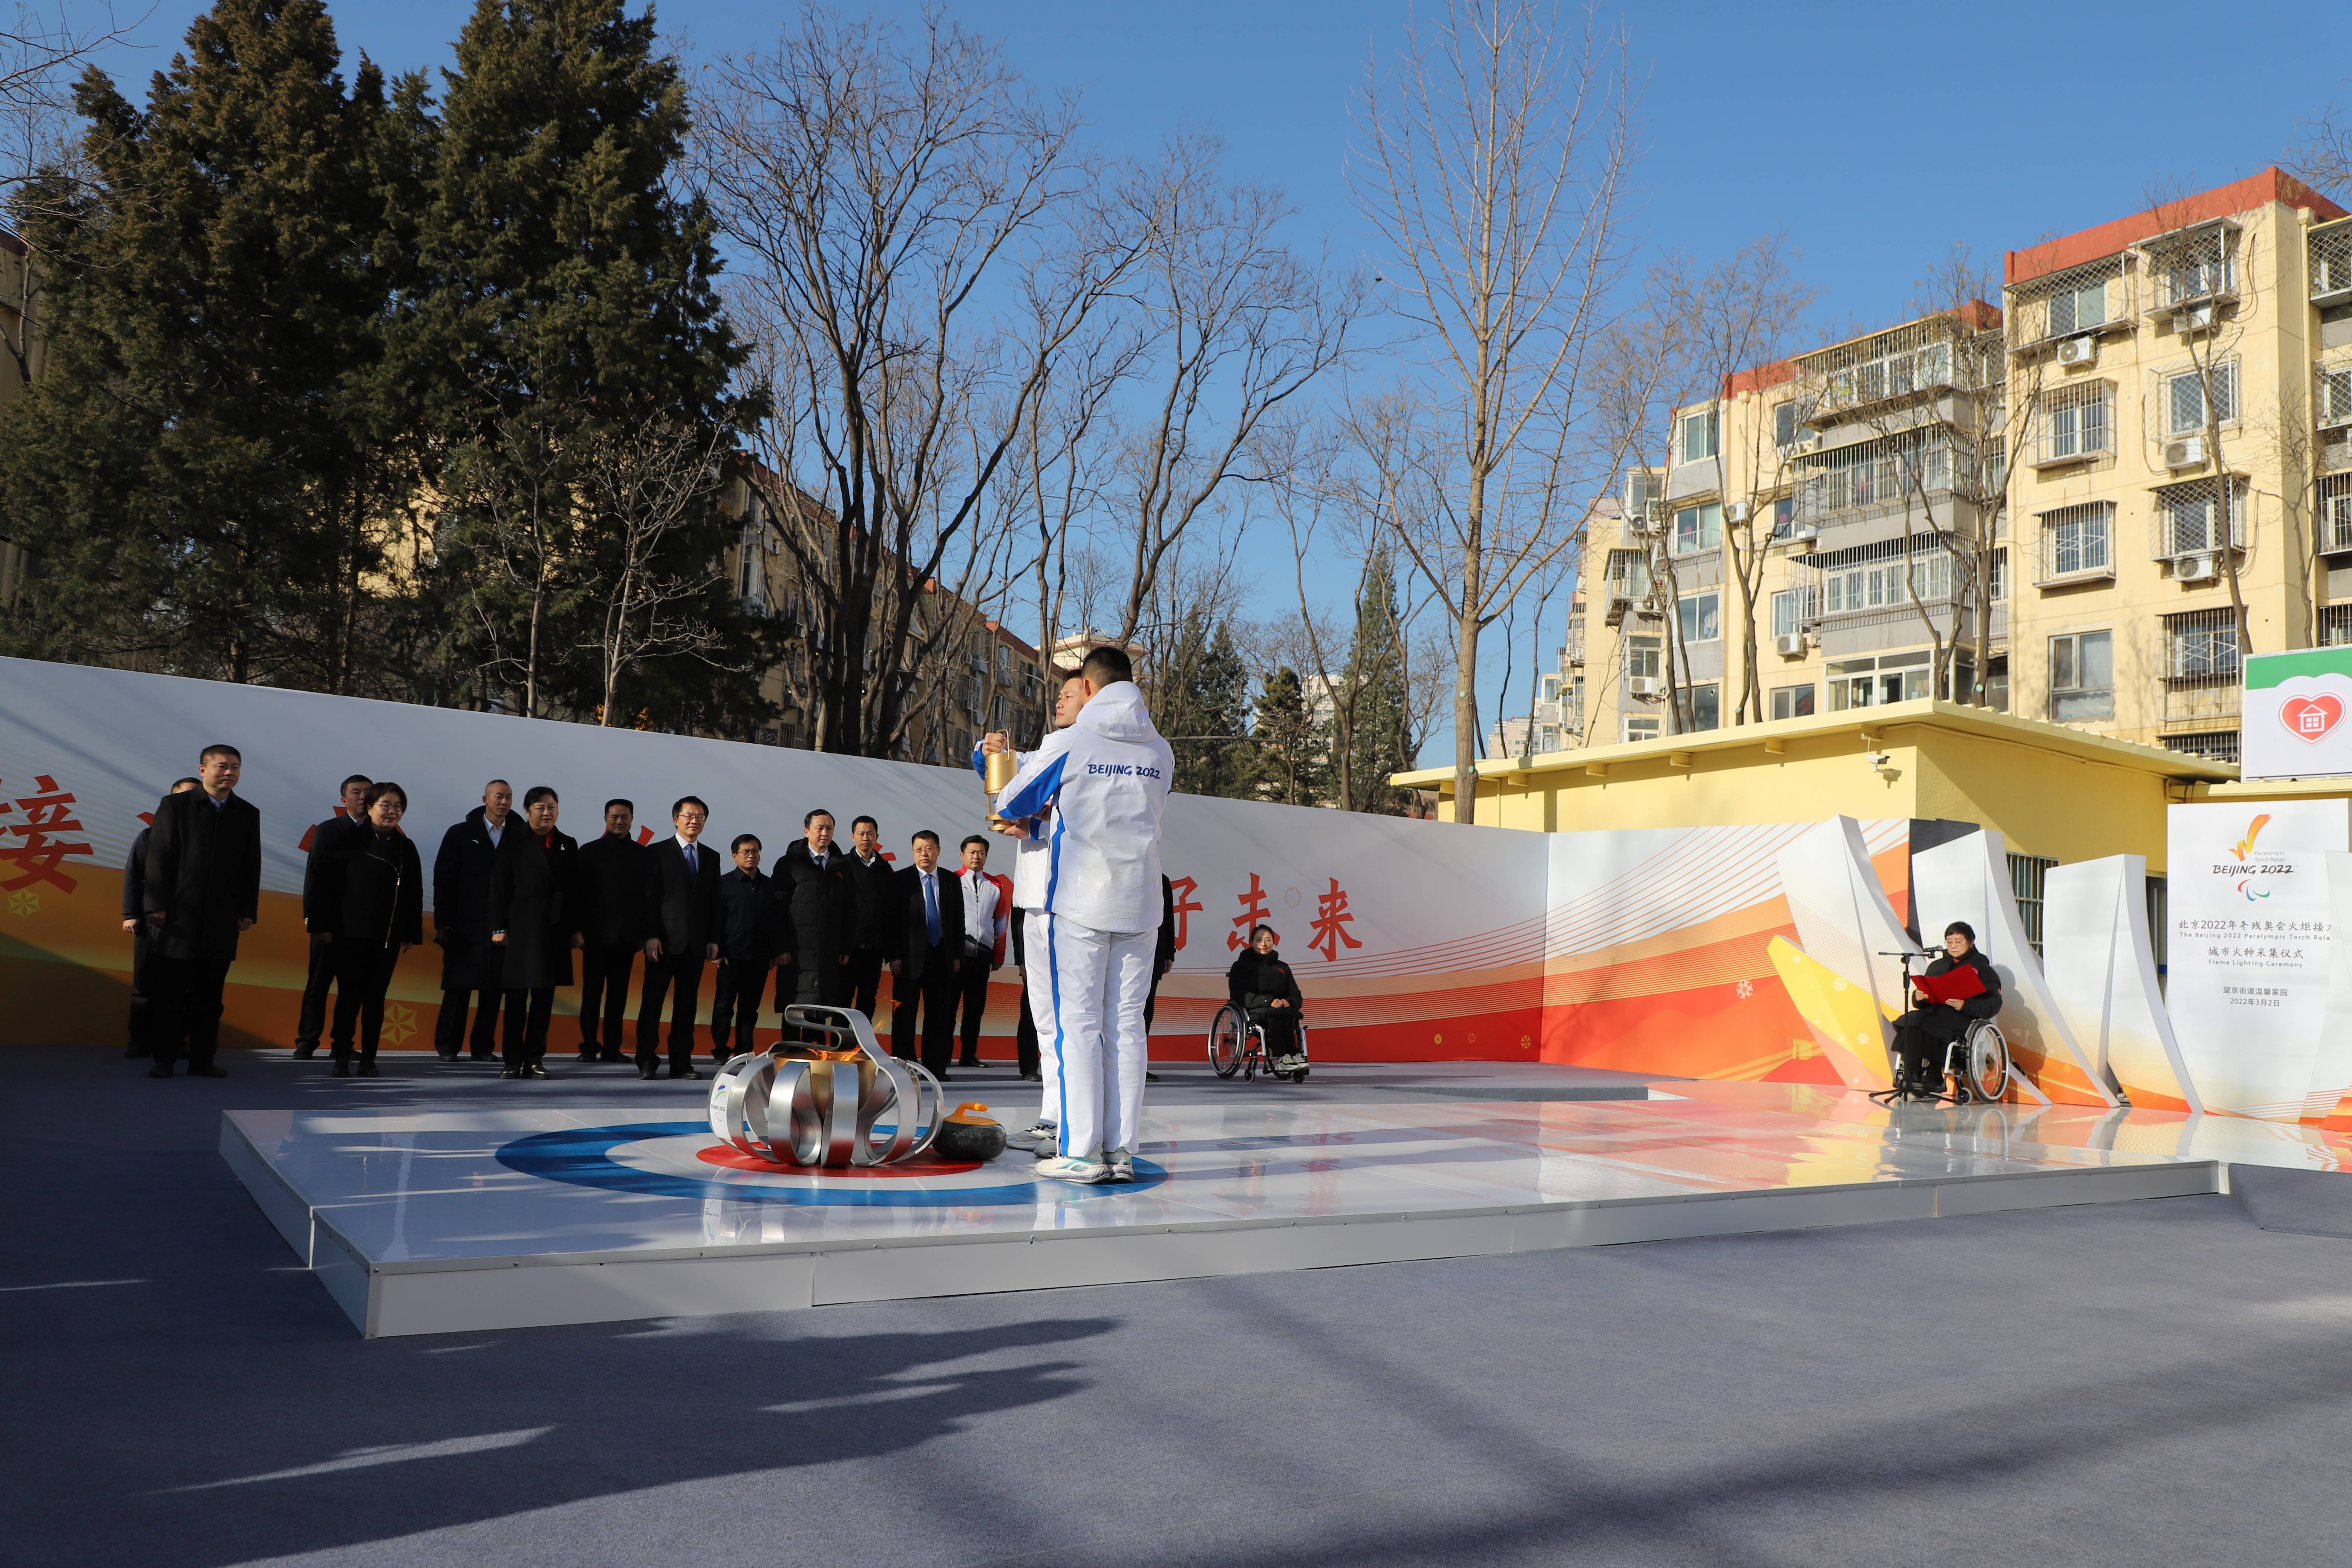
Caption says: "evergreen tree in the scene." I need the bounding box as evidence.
[1154,608,1255,798]
[1253,664,1327,807]
[1340,549,1415,814]
[0,0,415,690]
[402,0,759,725]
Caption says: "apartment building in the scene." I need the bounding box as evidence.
[723,474,1045,761]
[1536,168,2347,765]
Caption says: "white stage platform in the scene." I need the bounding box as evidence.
[219,1081,2256,1338]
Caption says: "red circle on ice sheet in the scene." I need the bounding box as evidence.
[695,1145,985,1178]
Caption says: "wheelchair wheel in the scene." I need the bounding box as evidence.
[1961,1023,2009,1103]
[1208,1005,1245,1079]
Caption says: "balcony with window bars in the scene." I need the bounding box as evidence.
[2144,222,2241,317]
[2312,218,2352,304]
[2031,382,2116,468]
[2165,730,2241,764]
[2318,359,2352,435]
[2321,603,2352,647]
[2010,258,2128,350]
[2148,476,2251,561]
[2035,502,2115,586]
[2159,608,2240,733]
[1793,318,1986,426]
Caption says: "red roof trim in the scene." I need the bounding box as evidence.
[2004,167,2347,286]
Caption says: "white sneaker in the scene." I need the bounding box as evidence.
[1104,1148,1136,1183]
[1032,1153,1109,1184]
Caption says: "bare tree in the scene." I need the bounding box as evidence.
[1350,0,1637,822]
[579,420,736,726]
[698,8,1148,757]
[2289,97,2352,201]
[443,406,579,718]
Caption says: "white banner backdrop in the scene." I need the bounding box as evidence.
[2166,800,2350,1119]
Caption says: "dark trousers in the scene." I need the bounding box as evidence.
[142,954,232,1068]
[578,943,635,1057]
[890,953,960,1073]
[779,953,848,1041]
[1253,1007,1299,1059]
[1894,1008,1968,1089]
[952,953,993,1063]
[296,932,336,1047]
[509,987,555,1066]
[125,927,156,1055]
[328,943,402,1062]
[436,987,516,1058]
[1143,961,1167,1031]
[637,952,706,1069]
[1016,987,1039,1076]
[709,959,769,1058]
[845,947,886,1020]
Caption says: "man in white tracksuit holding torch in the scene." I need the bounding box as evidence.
[975,645,1173,1184]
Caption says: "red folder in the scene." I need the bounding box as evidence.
[1909,965,1986,1004]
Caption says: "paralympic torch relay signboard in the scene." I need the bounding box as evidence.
[2167,799,2350,1121]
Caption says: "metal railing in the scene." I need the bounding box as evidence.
[2312,218,2352,303]
[2010,257,2128,348]
[2036,502,2114,584]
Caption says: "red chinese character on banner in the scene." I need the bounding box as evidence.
[0,775,94,893]
[1168,874,1203,951]
[1227,872,1274,950]
[1308,877,1363,962]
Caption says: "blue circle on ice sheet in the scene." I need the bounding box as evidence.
[493,1121,1167,1206]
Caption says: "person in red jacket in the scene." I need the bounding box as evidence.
[951,835,1013,1069]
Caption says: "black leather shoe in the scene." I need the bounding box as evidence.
[956,1058,982,1069]
[147,1062,173,1078]
[667,1065,703,1080]
[470,1052,496,1063]
[576,1052,597,1064]
[291,1044,317,1060]
[188,1064,228,1078]
[934,1070,954,1083]
[1020,1072,1042,1083]
[357,1061,379,1078]
[523,1063,549,1079]
[598,1050,625,1064]
[637,1064,658,1080]
[499,1066,522,1080]
[1144,1071,1162,1083]
[331,1059,349,1077]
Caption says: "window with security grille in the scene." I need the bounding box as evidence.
[2008,854,2058,954]
[2040,382,2113,462]
[1989,547,2008,602]
[2315,222,2352,299]
[2164,731,2240,764]
[2321,367,2352,427]
[1605,548,1651,599]
[2164,361,2239,435]
[1770,588,1815,638]
[2154,228,2236,306]
[2321,604,2352,647]
[2164,608,2239,678]
[2039,503,2113,580]
[2047,277,2108,336]
[2320,474,2352,553]
[2155,478,2250,556]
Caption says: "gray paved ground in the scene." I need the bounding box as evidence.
[5,1043,2349,1568]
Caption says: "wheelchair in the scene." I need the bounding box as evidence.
[1208,1002,1311,1083]
[1872,1017,2011,1106]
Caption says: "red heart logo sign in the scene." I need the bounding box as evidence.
[2282,694,2343,744]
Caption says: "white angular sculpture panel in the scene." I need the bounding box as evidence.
[2044,855,2199,1112]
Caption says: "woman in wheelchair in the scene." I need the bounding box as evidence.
[1227,924,1305,1072]
[1892,920,2003,1099]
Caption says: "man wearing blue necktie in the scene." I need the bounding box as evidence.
[887,830,966,1077]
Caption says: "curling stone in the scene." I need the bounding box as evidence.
[933,1102,1008,1161]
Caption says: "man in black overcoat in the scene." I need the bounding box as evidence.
[638,795,723,1080]
[293,773,372,1059]
[488,786,582,1078]
[709,834,790,1061]
[575,798,649,1064]
[431,780,517,1062]
[121,776,200,1058]
[839,813,897,1019]
[775,808,854,1017]
[888,830,965,1076]
[140,745,262,1077]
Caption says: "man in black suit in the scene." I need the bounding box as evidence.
[141,745,262,1078]
[709,834,789,1061]
[1011,908,1040,1082]
[432,781,518,1062]
[488,786,583,1079]
[122,777,201,1058]
[839,813,897,1018]
[888,830,965,1077]
[775,808,853,1018]
[1139,873,1176,1085]
[293,773,372,1059]
[575,798,649,1064]
[638,795,723,1080]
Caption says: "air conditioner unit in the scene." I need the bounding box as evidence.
[1775,633,1807,657]
[1725,502,1750,524]
[2176,303,2215,332]
[2055,335,2098,368]
[2175,552,2217,583]
[1790,522,1819,548]
[1626,676,1662,699]
[2162,436,2207,469]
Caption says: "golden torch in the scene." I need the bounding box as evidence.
[983,738,1018,828]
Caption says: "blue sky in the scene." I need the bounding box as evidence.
[86,0,2352,761]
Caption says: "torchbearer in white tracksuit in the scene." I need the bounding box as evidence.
[975,649,1173,1184]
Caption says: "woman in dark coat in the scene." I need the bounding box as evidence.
[314,782,424,1076]
[1225,923,1306,1070]
[489,786,583,1079]
[1891,920,2004,1098]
